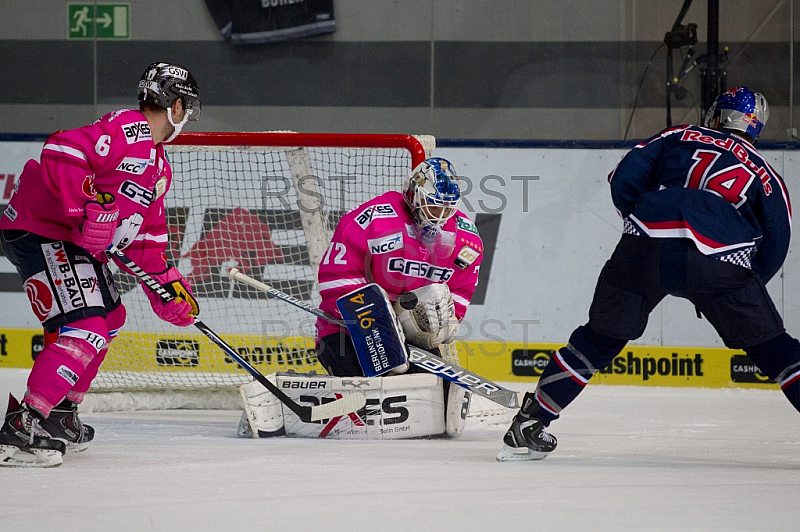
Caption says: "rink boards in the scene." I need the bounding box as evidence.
[0,326,777,390]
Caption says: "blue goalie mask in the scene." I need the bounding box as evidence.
[704,86,769,142]
[403,157,461,235]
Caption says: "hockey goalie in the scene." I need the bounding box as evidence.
[238,157,484,439]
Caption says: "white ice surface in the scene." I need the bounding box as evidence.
[1,368,798,532]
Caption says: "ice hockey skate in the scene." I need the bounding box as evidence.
[496,393,557,462]
[0,394,66,468]
[41,398,95,453]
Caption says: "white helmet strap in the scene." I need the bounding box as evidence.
[165,106,189,143]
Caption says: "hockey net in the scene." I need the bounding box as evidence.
[84,131,511,425]
[86,132,429,408]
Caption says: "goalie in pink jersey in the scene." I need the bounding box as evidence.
[315,157,483,377]
[0,62,201,468]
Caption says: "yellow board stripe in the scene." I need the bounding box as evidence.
[0,328,777,390]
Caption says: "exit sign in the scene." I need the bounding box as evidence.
[68,4,130,39]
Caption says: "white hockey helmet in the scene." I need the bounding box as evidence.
[403,157,461,235]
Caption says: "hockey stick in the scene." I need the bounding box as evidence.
[106,246,366,422]
[229,268,519,409]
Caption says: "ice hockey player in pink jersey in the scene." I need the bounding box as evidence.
[316,157,483,377]
[0,62,201,467]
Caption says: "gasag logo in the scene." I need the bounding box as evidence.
[387,258,454,282]
[119,180,155,206]
[368,232,402,255]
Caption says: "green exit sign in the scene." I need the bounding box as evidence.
[68,4,130,39]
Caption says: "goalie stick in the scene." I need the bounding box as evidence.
[228,268,519,409]
[106,245,366,422]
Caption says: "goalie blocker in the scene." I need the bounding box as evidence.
[336,284,409,377]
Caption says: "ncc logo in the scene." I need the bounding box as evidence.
[368,232,402,255]
[116,158,150,176]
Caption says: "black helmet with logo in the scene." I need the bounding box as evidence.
[137,62,200,121]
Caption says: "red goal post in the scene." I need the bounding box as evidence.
[85,132,434,409]
[172,131,429,162]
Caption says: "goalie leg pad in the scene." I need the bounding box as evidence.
[238,376,286,438]
[438,342,469,436]
[444,382,471,437]
[277,373,445,439]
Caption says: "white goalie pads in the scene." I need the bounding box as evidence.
[438,342,470,437]
[238,374,286,438]
[238,373,446,440]
[394,284,459,349]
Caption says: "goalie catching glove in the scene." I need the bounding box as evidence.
[394,284,459,349]
[142,266,199,327]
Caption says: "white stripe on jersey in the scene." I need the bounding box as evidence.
[629,214,756,255]
[43,143,88,161]
[451,292,470,308]
[133,232,168,244]
[318,277,368,292]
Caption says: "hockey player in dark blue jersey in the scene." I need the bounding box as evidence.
[497,87,800,461]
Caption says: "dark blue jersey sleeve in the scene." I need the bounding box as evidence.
[750,167,792,283]
[608,128,684,217]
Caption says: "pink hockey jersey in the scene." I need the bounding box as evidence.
[0,109,173,273]
[316,190,484,340]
